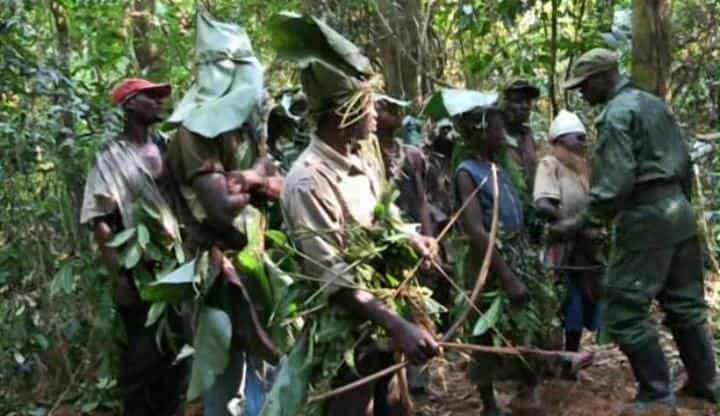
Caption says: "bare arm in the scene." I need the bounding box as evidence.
[94,220,119,274]
[192,173,251,229]
[535,197,561,221]
[414,157,433,236]
[331,289,438,364]
[456,171,527,303]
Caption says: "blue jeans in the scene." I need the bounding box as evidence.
[563,272,600,332]
[203,352,266,416]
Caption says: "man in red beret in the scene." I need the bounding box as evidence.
[81,78,188,415]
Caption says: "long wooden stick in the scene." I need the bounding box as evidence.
[307,361,408,403]
[442,164,499,341]
[305,339,586,404]
[439,341,587,359]
[392,174,489,297]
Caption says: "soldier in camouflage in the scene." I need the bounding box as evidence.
[553,48,719,415]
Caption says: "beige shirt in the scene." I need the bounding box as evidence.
[533,154,590,267]
[533,155,589,217]
[281,137,382,290]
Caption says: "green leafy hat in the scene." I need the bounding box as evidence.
[423,89,499,121]
[269,12,378,126]
[168,9,264,138]
[563,48,619,89]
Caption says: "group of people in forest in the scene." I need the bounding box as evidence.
[80,9,718,416]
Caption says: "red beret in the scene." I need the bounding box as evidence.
[110,78,172,105]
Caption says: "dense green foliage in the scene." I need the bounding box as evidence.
[1,0,719,413]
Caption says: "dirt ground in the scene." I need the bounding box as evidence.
[414,334,719,416]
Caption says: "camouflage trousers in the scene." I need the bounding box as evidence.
[604,236,707,350]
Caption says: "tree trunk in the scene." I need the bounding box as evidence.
[374,0,422,101]
[49,0,73,142]
[548,0,559,117]
[130,0,159,76]
[631,0,672,99]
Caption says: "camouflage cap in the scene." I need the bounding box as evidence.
[563,48,619,89]
[503,79,540,99]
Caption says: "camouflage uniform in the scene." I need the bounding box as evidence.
[581,74,717,406]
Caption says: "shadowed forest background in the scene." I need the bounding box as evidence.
[1,0,720,414]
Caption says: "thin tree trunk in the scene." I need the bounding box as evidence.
[49,0,73,143]
[631,0,672,99]
[549,0,559,117]
[130,0,159,76]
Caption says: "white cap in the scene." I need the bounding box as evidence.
[548,110,586,141]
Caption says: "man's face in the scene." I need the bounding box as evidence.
[375,101,403,134]
[351,100,377,143]
[504,91,533,125]
[578,72,610,105]
[554,132,586,155]
[484,112,506,153]
[465,110,504,154]
[124,91,168,124]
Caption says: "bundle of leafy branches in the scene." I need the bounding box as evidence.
[108,201,292,402]
[448,227,564,382]
[260,189,442,416]
[106,203,186,346]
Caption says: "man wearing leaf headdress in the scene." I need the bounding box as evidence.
[166,9,283,416]
[272,12,440,415]
[80,78,187,416]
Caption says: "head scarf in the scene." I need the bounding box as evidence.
[548,110,586,141]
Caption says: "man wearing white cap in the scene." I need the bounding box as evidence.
[533,111,601,365]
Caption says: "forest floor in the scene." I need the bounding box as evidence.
[415,331,718,416]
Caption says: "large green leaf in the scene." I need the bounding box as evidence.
[423,89,499,121]
[260,339,311,416]
[106,227,136,248]
[186,307,233,401]
[472,296,504,336]
[137,224,150,249]
[237,251,273,310]
[268,11,371,77]
[145,302,166,327]
[141,260,196,303]
[123,243,142,269]
[50,264,75,296]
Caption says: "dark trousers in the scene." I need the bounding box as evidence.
[325,347,409,416]
[604,236,707,350]
[117,305,187,416]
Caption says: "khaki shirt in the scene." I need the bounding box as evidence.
[533,153,589,267]
[281,137,382,290]
[533,155,589,218]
